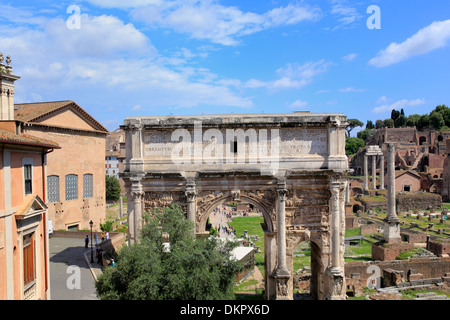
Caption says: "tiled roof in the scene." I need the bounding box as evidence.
[14,100,109,133]
[0,128,60,148]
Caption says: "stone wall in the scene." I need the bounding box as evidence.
[361,223,378,235]
[396,192,442,211]
[401,231,428,244]
[428,239,450,257]
[371,242,414,261]
[345,257,450,286]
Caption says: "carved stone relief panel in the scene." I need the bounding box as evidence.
[143,191,187,213]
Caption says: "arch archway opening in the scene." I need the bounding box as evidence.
[206,199,266,299]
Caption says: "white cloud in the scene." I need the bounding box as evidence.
[342,53,357,62]
[84,0,162,9]
[0,10,254,111]
[43,14,155,58]
[369,19,450,67]
[130,1,320,45]
[372,98,426,114]
[276,60,332,81]
[339,87,365,93]
[0,3,48,25]
[288,100,308,109]
[330,0,362,27]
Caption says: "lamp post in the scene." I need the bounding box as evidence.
[89,220,94,263]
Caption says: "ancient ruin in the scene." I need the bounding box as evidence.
[121,112,350,300]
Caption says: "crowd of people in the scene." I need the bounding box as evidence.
[211,204,261,239]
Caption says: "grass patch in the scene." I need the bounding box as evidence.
[229,216,265,276]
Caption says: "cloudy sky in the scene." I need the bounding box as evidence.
[1,0,449,132]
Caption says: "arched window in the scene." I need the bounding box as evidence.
[83,174,93,198]
[65,174,78,201]
[47,175,59,203]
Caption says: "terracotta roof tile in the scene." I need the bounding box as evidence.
[14,100,73,122]
[0,128,60,148]
[14,100,109,133]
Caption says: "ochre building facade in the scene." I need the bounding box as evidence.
[14,101,108,232]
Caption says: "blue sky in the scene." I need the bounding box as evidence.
[1,1,449,133]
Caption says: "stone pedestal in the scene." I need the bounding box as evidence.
[326,267,345,300]
[274,270,291,300]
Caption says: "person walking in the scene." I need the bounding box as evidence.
[84,235,89,248]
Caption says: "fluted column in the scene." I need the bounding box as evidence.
[274,182,290,300]
[327,179,345,300]
[364,154,369,191]
[129,190,144,244]
[372,155,377,189]
[380,155,385,189]
[185,180,196,224]
[331,182,341,269]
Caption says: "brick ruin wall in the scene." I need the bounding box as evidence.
[396,192,442,211]
[345,257,450,286]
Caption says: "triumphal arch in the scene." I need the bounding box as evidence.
[120,112,349,300]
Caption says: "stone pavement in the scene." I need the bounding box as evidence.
[209,204,236,239]
[49,237,101,300]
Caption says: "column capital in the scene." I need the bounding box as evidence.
[130,190,144,201]
[277,188,287,201]
[386,142,397,151]
[185,189,196,202]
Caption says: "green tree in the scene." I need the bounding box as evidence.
[356,128,373,142]
[105,175,121,201]
[394,114,407,128]
[95,204,240,300]
[417,114,430,130]
[430,111,445,130]
[375,119,384,129]
[384,118,394,128]
[406,114,421,127]
[346,119,364,137]
[391,109,400,122]
[345,137,365,156]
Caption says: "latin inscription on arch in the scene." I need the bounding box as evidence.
[143,128,328,159]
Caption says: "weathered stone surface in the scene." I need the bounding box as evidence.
[121,112,350,300]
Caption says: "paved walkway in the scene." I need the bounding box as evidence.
[49,237,101,300]
[209,204,236,239]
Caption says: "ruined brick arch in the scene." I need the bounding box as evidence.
[196,192,276,234]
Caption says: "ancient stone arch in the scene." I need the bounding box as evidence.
[121,112,350,300]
